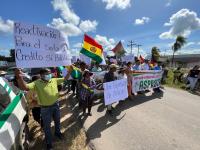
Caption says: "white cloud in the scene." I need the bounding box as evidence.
[134,17,150,25]
[102,0,131,10]
[160,48,200,55]
[126,47,147,57]
[79,20,98,32]
[159,9,200,39]
[51,0,80,25]
[183,41,200,48]
[165,0,172,7]
[167,42,174,48]
[50,0,98,37]
[48,18,82,36]
[167,41,199,48]
[95,35,116,51]
[73,42,82,48]
[185,42,195,47]
[0,17,14,34]
[177,49,200,55]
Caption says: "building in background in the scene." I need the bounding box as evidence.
[160,54,200,68]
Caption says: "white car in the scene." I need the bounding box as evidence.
[5,67,31,83]
[0,77,29,150]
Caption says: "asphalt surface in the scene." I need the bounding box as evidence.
[83,87,200,150]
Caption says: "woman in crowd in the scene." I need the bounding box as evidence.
[126,62,134,99]
[80,70,96,116]
[118,67,127,80]
[187,65,200,91]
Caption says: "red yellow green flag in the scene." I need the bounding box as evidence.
[80,34,103,63]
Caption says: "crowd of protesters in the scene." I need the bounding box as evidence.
[1,56,199,150]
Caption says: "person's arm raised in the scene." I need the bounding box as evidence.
[15,69,30,91]
[64,65,73,81]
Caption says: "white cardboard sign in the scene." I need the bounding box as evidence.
[103,79,128,105]
[14,22,71,68]
[122,54,135,63]
[79,53,91,65]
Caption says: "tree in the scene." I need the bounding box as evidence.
[9,49,15,62]
[116,49,126,58]
[151,46,160,62]
[0,55,7,61]
[171,36,186,66]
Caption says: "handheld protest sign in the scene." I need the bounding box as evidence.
[103,79,128,105]
[14,22,71,68]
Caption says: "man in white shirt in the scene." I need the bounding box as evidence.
[141,59,150,70]
[132,60,142,70]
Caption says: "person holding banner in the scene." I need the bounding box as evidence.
[15,67,72,150]
[141,59,150,70]
[103,64,118,115]
[153,62,162,93]
[126,62,134,99]
[132,59,142,71]
[117,67,128,103]
[118,67,127,80]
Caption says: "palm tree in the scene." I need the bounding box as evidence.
[171,36,186,66]
[151,46,160,62]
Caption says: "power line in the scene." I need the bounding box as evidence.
[136,44,142,57]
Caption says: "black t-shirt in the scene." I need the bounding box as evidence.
[189,70,200,78]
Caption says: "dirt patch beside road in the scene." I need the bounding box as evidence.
[29,93,88,150]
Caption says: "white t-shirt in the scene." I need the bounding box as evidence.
[117,73,127,80]
[141,63,150,70]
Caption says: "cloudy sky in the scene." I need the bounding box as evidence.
[0,0,200,57]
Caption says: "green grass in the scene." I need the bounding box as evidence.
[164,69,186,90]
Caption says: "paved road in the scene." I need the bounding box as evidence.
[83,87,200,150]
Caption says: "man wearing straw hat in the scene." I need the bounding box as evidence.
[0,70,7,77]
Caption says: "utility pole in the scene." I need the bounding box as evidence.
[164,49,167,56]
[136,44,142,57]
[127,40,136,54]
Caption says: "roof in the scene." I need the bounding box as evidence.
[161,54,200,63]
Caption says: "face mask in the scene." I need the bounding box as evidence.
[44,74,52,81]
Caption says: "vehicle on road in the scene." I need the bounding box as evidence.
[5,67,31,83]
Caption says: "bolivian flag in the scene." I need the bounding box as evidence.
[80,34,103,63]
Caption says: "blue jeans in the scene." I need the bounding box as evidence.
[41,101,61,146]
